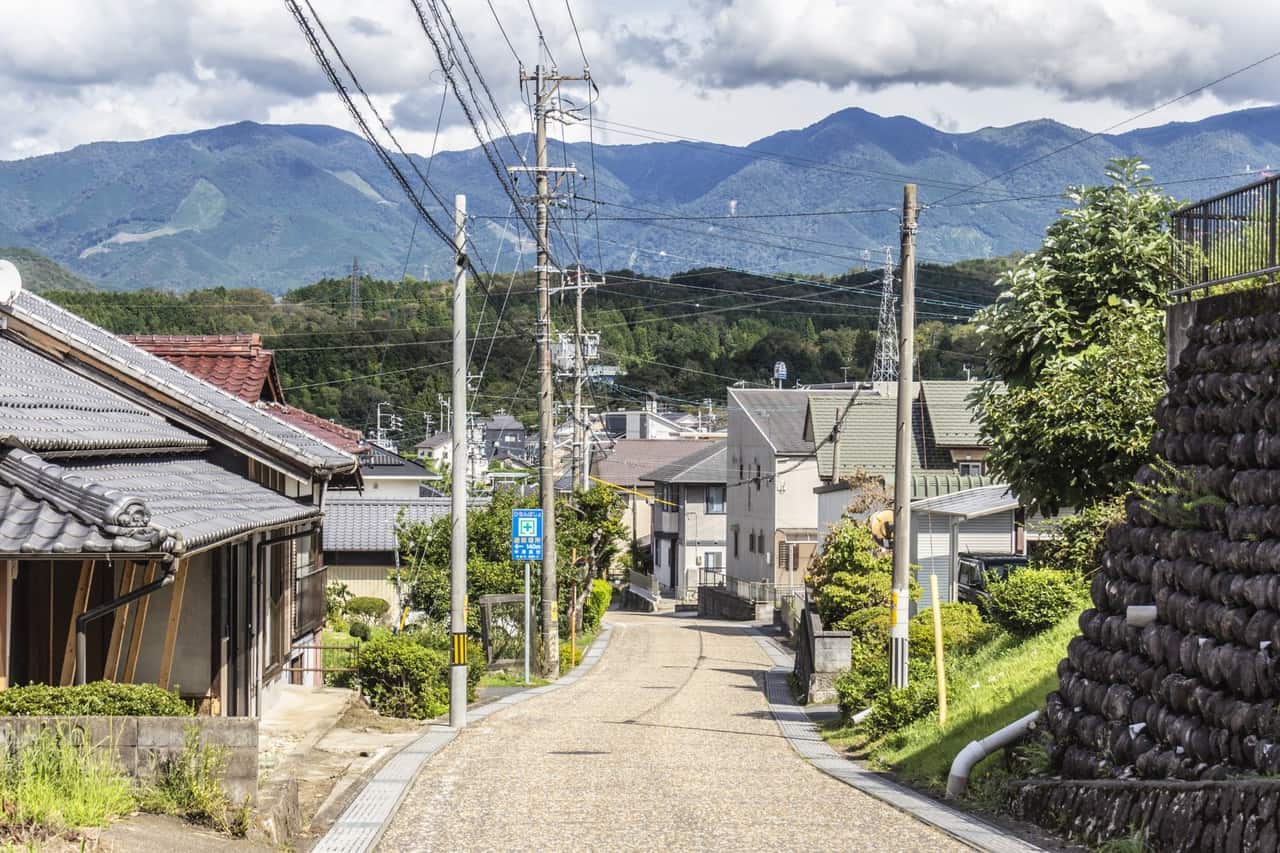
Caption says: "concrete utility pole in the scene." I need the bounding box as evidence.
[890,184,918,690]
[450,194,468,727]
[515,64,589,677]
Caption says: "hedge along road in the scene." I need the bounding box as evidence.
[378,612,965,852]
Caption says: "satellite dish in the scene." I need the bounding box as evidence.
[0,259,22,308]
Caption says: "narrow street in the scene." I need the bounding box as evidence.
[379,612,965,852]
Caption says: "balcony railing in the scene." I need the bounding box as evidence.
[1171,173,1280,298]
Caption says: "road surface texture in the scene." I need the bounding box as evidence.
[379,612,965,852]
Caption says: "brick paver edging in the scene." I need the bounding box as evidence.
[747,630,1044,853]
[312,624,616,853]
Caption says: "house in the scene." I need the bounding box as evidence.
[910,486,1021,609]
[602,406,722,440]
[725,388,847,589]
[414,432,451,467]
[479,413,527,462]
[591,438,718,568]
[639,441,727,599]
[347,443,441,499]
[1,290,359,716]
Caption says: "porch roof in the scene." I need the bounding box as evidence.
[0,449,320,556]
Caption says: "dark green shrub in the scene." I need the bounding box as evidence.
[988,568,1086,635]
[348,621,372,641]
[1032,497,1125,577]
[583,579,612,630]
[866,677,939,738]
[356,634,448,719]
[908,603,990,658]
[346,596,390,622]
[0,683,193,717]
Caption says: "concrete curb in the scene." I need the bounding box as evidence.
[747,630,1044,853]
[310,623,615,853]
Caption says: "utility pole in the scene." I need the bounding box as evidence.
[449,194,468,727]
[562,266,600,492]
[515,64,589,677]
[890,184,918,691]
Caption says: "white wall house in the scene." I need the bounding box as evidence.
[910,487,1021,610]
[640,442,727,599]
[357,443,443,499]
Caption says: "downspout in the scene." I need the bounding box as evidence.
[945,709,1041,799]
[76,560,177,685]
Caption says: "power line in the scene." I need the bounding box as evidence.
[283,359,451,391]
[485,0,523,65]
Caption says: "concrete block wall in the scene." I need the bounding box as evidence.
[0,715,259,804]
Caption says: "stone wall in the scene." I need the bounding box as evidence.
[0,715,259,804]
[1009,778,1280,852]
[697,585,765,620]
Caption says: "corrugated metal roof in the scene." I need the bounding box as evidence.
[0,449,320,555]
[5,292,357,473]
[639,441,726,485]
[919,381,986,447]
[909,472,994,500]
[323,498,488,553]
[912,485,1017,519]
[1,337,207,453]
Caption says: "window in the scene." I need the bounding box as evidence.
[755,462,761,491]
[958,461,984,477]
[733,529,739,558]
[705,485,726,514]
[704,551,723,570]
[748,531,756,553]
[738,462,744,481]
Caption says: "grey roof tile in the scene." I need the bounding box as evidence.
[5,291,356,473]
[729,389,821,454]
[323,498,488,553]
[639,441,726,484]
[592,439,717,487]
[0,449,321,555]
[0,337,206,453]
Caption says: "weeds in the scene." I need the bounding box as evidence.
[0,724,135,835]
[139,727,249,836]
[1099,828,1151,853]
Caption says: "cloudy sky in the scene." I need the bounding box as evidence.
[0,0,1277,161]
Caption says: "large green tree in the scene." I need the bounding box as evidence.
[972,159,1175,514]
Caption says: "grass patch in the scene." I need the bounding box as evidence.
[0,725,135,837]
[559,627,598,672]
[322,629,361,688]
[477,670,551,688]
[138,726,249,836]
[823,611,1079,793]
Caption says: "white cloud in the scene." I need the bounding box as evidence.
[0,0,1275,161]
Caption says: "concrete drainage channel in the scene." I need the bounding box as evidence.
[747,629,1044,853]
[310,623,615,853]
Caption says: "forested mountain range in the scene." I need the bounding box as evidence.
[3,105,1280,291]
[42,256,1003,445]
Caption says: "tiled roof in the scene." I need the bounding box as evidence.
[918,381,988,447]
[482,414,525,432]
[361,443,433,477]
[593,438,718,487]
[0,449,320,555]
[123,334,283,403]
[804,392,952,480]
[730,389,862,455]
[4,292,356,474]
[264,403,366,455]
[323,498,488,553]
[415,433,451,450]
[640,441,726,485]
[0,337,206,454]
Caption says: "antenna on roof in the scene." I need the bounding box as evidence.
[0,259,22,308]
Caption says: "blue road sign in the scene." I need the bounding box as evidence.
[511,508,544,561]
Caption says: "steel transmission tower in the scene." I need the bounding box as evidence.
[871,248,898,385]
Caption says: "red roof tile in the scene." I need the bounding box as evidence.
[264,403,368,455]
[123,334,283,403]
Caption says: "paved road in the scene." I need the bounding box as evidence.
[379,612,965,852]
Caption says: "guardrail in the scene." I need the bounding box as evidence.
[1171,173,1280,298]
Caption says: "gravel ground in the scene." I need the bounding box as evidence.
[379,612,966,852]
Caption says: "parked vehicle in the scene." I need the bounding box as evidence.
[956,553,1029,609]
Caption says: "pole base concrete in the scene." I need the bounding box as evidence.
[450,664,467,728]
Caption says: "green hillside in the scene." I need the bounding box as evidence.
[43,258,1001,443]
[0,247,96,292]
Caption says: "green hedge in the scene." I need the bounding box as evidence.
[0,683,193,717]
[907,603,990,658]
[582,579,612,630]
[357,634,449,719]
[346,596,390,622]
[988,568,1086,635]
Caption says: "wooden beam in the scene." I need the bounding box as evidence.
[0,560,13,691]
[102,561,138,681]
[60,559,95,686]
[123,561,157,683]
[157,560,189,691]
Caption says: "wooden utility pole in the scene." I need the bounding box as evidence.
[450,193,469,727]
[890,183,918,690]
[516,64,589,677]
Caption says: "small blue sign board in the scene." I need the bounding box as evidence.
[511,508,544,561]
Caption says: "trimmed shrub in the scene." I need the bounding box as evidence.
[356,634,448,719]
[988,568,1086,636]
[583,579,612,630]
[346,596,390,623]
[0,683,193,717]
[907,603,990,658]
[866,677,939,738]
[348,620,372,641]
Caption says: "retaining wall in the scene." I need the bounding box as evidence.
[1009,778,1280,852]
[697,585,768,620]
[0,715,259,804]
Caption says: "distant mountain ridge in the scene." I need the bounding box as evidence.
[2,105,1279,292]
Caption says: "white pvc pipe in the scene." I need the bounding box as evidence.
[945,710,1041,799]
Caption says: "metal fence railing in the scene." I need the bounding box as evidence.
[1171,173,1280,298]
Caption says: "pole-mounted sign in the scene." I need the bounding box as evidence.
[511,508,544,562]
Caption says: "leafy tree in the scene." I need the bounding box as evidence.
[809,519,915,636]
[972,159,1176,514]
